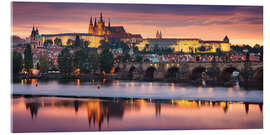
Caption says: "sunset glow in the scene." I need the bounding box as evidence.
[12,2,263,46]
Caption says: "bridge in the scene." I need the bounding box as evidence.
[113,61,263,82]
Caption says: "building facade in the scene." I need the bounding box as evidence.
[136,31,231,53]
[30,25,43,48]
[41,12,143,48]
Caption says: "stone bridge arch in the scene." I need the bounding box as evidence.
[144,66,157,81]
[220,66,240,81]
[191,66,207,80]
[253,67,263,81]
[166,66,180,81]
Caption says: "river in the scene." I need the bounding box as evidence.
[12,79,263,132]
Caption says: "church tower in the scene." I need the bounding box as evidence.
[223,35,229,43]
[106,18,111,35]
[156,30,162,39]
[156,30,159,39]
[31,25,36,40]
[35,27,39,35]
[96,12,105,35]
[94,18,97,32]
[88,16,94,34]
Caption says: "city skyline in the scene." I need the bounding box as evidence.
[12,2,263,46]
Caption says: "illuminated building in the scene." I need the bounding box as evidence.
[41,12,143,48]
[30,25,43,48]
[136,31,231,53]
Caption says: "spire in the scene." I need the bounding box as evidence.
[108,18,111,27]
[90,16,93,25]
[223,35,229,43]
[159,30,162,39]
[156,30,159,38]
[99,12,103,22]
[89,17,94,34]
[36,27,39,35]
[102,18,105,28]
[94,18,97,28]
[31,24,35,36]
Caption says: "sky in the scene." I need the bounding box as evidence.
[11,2,263,46]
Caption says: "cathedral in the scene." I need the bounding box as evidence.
[30,25,43,48]
[41,12,142,48]
[32,12,230,52]
[88,12,111,35]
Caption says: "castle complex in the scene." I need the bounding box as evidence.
[30,12,231,53]
[40,12,142,48]
[136,31,231,53]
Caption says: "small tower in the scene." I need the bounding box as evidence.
[97,12,105,35]
[106,18,111,35]
[156,30,162,39]
[108,18,111,28]
[88,16,94,34]
[156,30,160,38]
[99,12,103,23]
[94,18,97,30]
[223,35,229,43]
[35,27,39,35]
[31,25,35,39]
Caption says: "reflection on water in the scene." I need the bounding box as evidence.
[13,79,263,103]
[12,96,263,132]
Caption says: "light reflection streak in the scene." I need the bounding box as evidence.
[12,96,263,132]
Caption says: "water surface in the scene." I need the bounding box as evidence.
[12,96,263,132]
[12,79,263,102]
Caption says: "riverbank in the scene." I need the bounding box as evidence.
[12,80,263,103]
[12,94,263,104]
[13,73,263,90]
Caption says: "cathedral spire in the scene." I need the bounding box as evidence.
[90,16,93,25]
[31,24,35,36]
[99,12,103,23]
[108,18,111,27]
[94,18,97,28]
[36,27,39,35]
[89,17,94,34]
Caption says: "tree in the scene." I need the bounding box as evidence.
[12,51,22,75]
[99,48,114,73]
[57,47,73,74]
[39,54,50,73]
[66,39,73,46]
[83,41,89,48]
[24,44,33,73]
[135,55,143,63]
[54,38,62,46]
[73,49,88,73]
[121,53,131,63]
[44,39,53,48]
[88,52,99,73]
[74,35,81,47]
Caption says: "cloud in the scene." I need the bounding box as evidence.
[11,2,263,45]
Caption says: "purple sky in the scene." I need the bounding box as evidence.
[12,2,263,46]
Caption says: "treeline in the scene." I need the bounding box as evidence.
[44,35,89,48]
[230,44,263,54]
[57,47,114,75]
